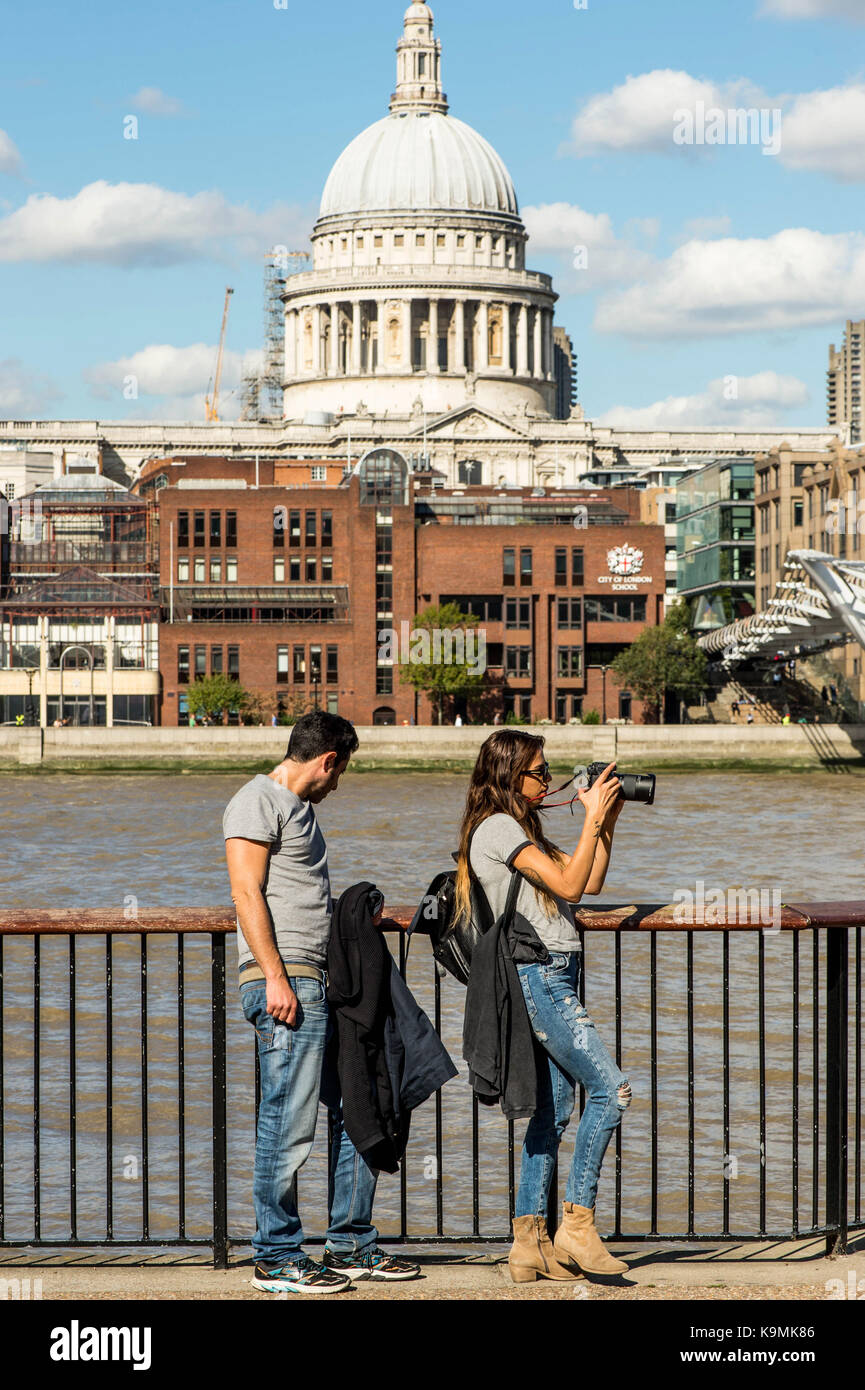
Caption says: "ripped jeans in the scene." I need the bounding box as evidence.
[515,951,631,1216]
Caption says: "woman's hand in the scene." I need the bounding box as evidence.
[577,762,621,825]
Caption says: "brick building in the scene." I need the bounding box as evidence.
[138,451,666,727]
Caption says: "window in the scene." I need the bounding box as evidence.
[418,53,426,76]
[557,597,583,628]
[273,512,284,547]
[177,647,190,684]
[277,647,289,685]
[557,647,583,680]
[306,557,317,582]
[503,548,515,587]
[555,548,567,587]
[194,557,206,583]
[505,647,532,678]
[572,548,584,586]
[193,512,205,548]
[326,646,339,684]
[194,646,207,679]
[520,697,532,721]
[290,557,301,582]
[210,512,221,547]
[505,598,531,629]
[227,646,239,679]
[476,235,484,249]
[289,511,301,547]
[416,234,425,247]
[394,234,404,248]
[793,500,804,527]
[311,466,326,482]
[322,556,333,581]
[585,596,647,622]
[436,234,446,248]
[309,646,322,682]
[177,512,189,547]
[226,512,237,548]
[211,646,223,676]
[210,559,222,583]
[322,512,333,547]
[377,669,394,695]
[357,236,364,249]
[374,235,383,248]
[520,549,533,586]
[226,557,238,583]
[306,512,317,546]
[293,647,306,684]
[177,558,189,582]
[274,557,285,583]
[556,693,583,723]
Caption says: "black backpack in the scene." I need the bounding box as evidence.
[407,861,520,987]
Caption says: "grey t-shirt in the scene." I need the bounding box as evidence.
[223,774,333,972]
[469,812,580,955]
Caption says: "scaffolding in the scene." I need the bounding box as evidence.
[241,249,310,421]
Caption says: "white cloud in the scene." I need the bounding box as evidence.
[0,180,314,266]
[563,69,865,182]
[0,358,63,416]
[83,343,263,401]
[595,228,865,338]
[523,201,655,291]
[129,86,187,117]
[760,0,865,20]
[563,70,767,156]
[597,372,811,429]
[0,129,23,176]
[780,84,865,181]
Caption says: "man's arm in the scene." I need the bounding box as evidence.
[225,838,299,1027]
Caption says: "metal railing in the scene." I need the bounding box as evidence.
[0,903,861,1267]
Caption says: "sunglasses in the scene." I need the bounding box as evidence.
[523,761,551,785]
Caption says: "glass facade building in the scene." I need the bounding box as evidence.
[676,459,756,629]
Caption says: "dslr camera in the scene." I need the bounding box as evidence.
[573,761,656,806]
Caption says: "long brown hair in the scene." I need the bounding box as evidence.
[454,730,564,924]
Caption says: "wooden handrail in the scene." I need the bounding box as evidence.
[1,902,864,934]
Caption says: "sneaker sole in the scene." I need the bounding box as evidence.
[327,1267,420,1282]
[251,1275,352,1296]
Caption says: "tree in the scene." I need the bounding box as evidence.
[610,601,707,724]
[186,675,248,724]
[396,602,487,725]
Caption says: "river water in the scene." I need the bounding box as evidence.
[1,769,862,1248]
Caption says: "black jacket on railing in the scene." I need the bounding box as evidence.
[325,882,457,1173]
[462,871,548,1121]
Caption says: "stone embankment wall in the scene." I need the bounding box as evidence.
[2,724,864,769]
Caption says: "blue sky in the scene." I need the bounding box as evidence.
[1,0,863,428]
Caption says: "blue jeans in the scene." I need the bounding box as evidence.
[241,980,379,1267]
[515,952,631,1216]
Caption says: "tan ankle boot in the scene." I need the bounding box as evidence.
[508,1215,582,1283]
[553,1202,628,1277]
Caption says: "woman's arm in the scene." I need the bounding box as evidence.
[584,797,623,895]
[512,764,621,903]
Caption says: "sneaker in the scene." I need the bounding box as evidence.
[251,1256,353,1295]
[324,1247,421,1282]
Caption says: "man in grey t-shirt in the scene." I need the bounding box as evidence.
[224,710,418,1295]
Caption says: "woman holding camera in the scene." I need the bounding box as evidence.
[455,729,632,1283]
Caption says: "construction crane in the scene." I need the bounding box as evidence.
[205,287,234,422]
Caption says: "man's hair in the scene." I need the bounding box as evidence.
[286,711,359,766]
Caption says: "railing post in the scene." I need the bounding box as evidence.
[211,932,229,1270]
[825,927,849,1256]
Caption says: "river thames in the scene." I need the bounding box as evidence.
[1,769,862,1247]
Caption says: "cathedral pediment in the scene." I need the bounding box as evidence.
[420,405,532,442]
